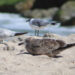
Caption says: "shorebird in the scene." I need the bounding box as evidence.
[0,28,27,44]
[26,18,60,36]
[19,37,75,57]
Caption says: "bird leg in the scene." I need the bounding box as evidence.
[35,30,37,36]
[37,30,39,36]
[35,30,39,36]
[38,30,39,36]
[36,30,37,36]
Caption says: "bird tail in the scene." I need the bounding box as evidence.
[15,32,28,36]
[61,43,75,50]
[50,21,61,26]
[52,43,75,54]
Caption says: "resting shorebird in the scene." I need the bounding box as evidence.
[0,28,27,44]
[26,18,60,36]
[19,37,75,57]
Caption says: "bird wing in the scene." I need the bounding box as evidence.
[29,39,61,55]
[30,39,60,50]
[31,19,49,27]
[31,39,41,48]
[40,39,60,50]
[29,38,66,51]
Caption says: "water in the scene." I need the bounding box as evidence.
[0,13,75,36]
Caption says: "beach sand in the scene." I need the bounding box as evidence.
[0,34,75,75]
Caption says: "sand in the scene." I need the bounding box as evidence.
[0,34,75,75]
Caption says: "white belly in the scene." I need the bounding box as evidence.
[30,24,48,30]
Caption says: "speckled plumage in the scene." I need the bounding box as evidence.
[25,37,71,57]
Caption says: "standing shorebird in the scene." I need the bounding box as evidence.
[26,18,60,36]
[0,28,27,44]
[20,37,75,57]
